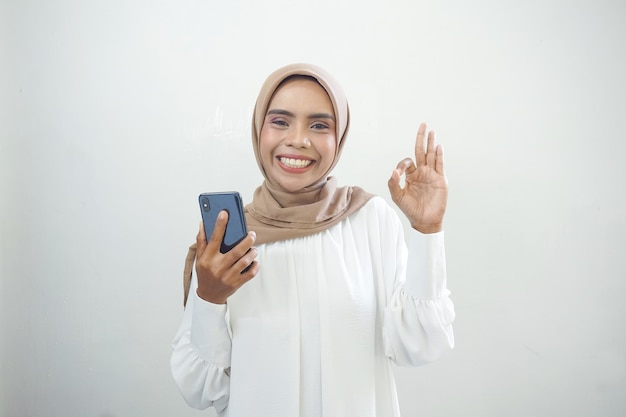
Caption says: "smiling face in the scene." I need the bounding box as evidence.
[259,77,337,193]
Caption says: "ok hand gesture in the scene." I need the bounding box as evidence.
[388,123,448,234]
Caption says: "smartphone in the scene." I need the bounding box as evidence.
[199,192,248,253]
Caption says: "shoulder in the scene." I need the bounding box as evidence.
[349,195,402,229]
[360,195,398,215]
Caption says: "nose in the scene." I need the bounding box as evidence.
[285,123,311,148]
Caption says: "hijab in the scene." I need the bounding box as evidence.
[244,63,373,245]
[183,63,373,305]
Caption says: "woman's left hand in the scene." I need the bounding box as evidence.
[388,122,448,234]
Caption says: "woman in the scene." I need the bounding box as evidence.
[171,63,455,417]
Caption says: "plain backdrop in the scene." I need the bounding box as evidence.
[2,0,625,416]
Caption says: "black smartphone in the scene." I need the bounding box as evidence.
[199,192,248,253]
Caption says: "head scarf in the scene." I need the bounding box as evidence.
[244,63,373,244]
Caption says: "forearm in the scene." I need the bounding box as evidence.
[384,230,455,366]
[171,283,232,410]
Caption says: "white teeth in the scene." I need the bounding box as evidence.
[279,157,312,168]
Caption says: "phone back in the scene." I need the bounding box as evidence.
[199,192,248,253]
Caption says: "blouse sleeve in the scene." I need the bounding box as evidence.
[382,212,455,367]
[170,272,232,412]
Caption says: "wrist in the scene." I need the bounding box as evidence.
[411,223,442,234]
[196,288,227,305]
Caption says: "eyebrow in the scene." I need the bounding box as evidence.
[267,109,335,121]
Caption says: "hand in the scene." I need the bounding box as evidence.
[388,123,448,234]
[195,211,259,304]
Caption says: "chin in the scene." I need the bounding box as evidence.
[273,177,319,193]
[278,183,307,193]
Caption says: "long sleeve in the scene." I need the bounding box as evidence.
[382,218,455,366]
[170,273,232,413]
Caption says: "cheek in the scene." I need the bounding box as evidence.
[319,136,337,165]
[258,131,274,162]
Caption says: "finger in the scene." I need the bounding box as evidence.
[435,144,445,175]
[224,230,256,266]
[237,260,260,285]
[415,123,427,166]
[236,246,258,274]
[196,221,208,254]
[395,157,416,175]
[426,130,436,167]
[387,169,403,203]
[208,210,229,250]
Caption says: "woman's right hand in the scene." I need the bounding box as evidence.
[195,210,259,304]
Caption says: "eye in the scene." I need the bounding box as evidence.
[311,122,330,130]
[270,118,289,127]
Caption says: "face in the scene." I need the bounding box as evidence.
[259,78,337,193]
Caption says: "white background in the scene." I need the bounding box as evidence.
[2,0,625,416]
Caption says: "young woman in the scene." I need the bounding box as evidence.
[171,63,455,417]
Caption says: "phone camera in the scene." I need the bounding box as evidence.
[201,197,210,212]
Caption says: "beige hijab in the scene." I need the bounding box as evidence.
[183,63,373,305]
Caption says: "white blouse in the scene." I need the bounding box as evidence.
[171,197,455,417]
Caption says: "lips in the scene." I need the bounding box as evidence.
[278,156,314,169]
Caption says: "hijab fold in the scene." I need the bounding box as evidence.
[245,177,371,245]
